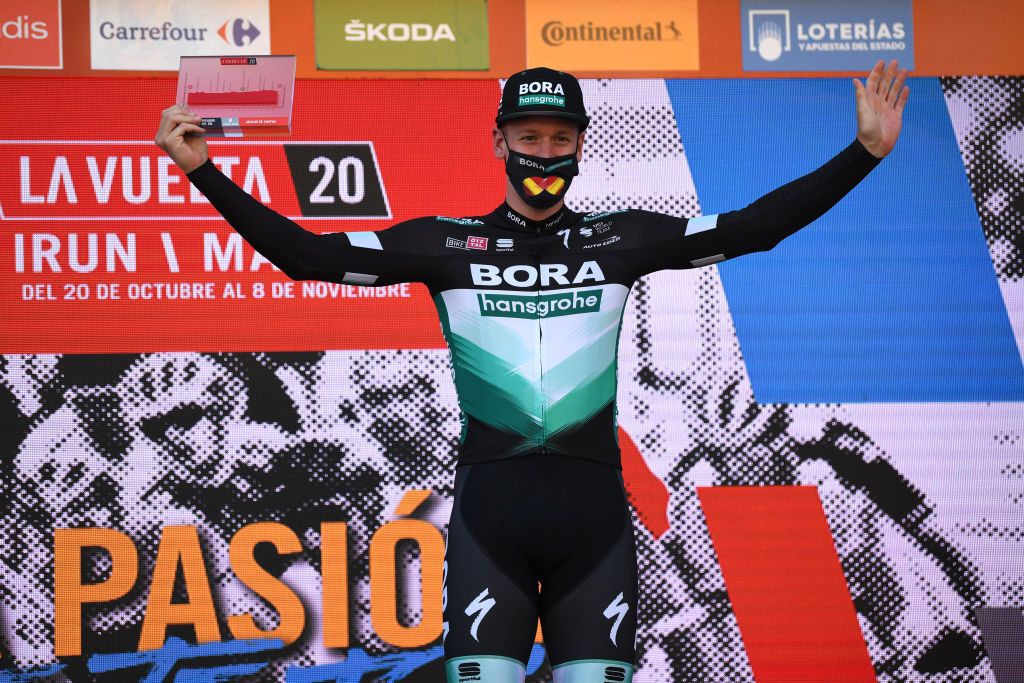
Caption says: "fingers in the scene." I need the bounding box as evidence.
[157,106,203,146]
[879,59,898,96]
[887,67,908,105]
[865,59,883,95]
[863,59,909,111]
[170,122,205,139]
[895,85,910,116]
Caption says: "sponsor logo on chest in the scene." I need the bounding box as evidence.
[470,260,605,287]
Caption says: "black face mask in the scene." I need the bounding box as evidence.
[502,134,580,209]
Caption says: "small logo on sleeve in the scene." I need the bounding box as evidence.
[445,235,489,250]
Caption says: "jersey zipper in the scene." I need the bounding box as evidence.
[535,225,548,455]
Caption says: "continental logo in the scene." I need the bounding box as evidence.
[478,289,602,319]
[541,20,683,47]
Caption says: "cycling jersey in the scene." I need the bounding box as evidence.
[186,137,882,470]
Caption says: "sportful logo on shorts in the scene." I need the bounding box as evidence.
[458,663,481,679]
[604,666,628,682]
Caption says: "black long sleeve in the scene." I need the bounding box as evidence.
[186,159,437,286]
[625,137,884,275]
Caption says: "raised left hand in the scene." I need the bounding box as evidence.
[853,59,909,159]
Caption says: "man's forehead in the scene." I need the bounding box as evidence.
[501,116,580,135]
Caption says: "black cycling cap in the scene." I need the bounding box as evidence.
[496,67,590,130]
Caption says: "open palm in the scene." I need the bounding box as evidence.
[854,59,909,159]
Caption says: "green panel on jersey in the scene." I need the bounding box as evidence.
[434,284,629,446]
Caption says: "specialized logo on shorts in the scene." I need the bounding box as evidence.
[446,235,488,250]
[478,289,603,319]
[465,588,495,642]
[603,591,629,646]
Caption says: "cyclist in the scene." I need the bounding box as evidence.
[156,60,908,683]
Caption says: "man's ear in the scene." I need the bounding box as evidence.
[492,127,507,159]
[576,130,586,162]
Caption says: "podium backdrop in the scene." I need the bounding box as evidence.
[2,75,1023,682]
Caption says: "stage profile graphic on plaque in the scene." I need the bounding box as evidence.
[176,55,296,137]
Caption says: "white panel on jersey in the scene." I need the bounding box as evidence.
[344,231,383,250]
[684,213,719,236]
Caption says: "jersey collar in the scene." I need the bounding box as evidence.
[489,203,578,235]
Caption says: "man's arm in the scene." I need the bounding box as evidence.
[186,159,434,286]
[623,59,907,276]
[623,137,882,275]
[157,103,437,287]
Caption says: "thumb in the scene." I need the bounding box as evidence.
[852,78,865,99]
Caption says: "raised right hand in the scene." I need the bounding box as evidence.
[155,104,208,174]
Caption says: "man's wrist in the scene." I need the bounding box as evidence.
[854,136,886,160]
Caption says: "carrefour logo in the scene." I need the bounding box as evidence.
[218,18,261,47]
[478,289,602,319]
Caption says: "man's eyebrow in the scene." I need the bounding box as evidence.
[513,127,576,135]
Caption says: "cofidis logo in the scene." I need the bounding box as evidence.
[741,0,913,72]
[0,0,61,69]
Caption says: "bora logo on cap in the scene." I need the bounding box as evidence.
[518,81,566,108]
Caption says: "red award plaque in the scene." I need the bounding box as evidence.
[176,55,296,137]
